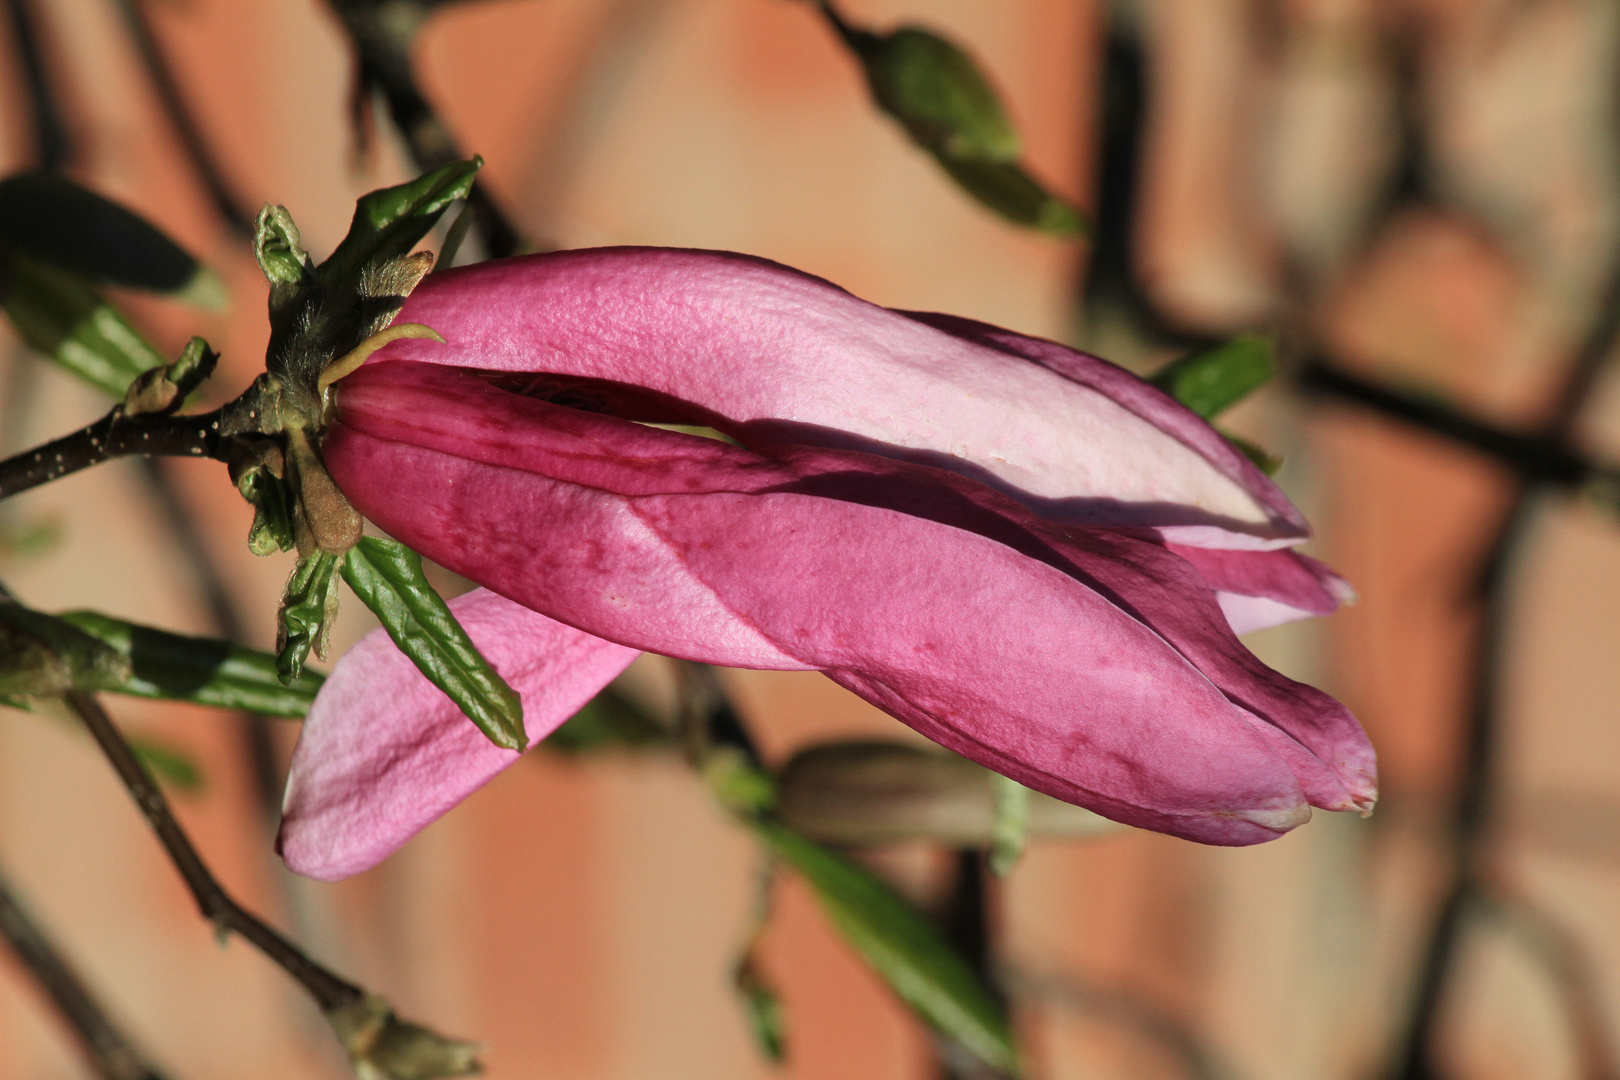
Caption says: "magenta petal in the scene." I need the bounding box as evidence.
[371,248,1307,549]
[278,588,638,880]
[323,362,1375,843]
[1168,545,1356,634]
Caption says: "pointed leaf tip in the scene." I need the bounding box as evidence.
[340,536,525,751]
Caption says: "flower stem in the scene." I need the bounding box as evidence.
[63,690,364,1014]
[0,861,170,1080]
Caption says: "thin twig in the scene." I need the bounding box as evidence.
[3,0,70,169]
[114,0,253,235]
[0,406,225,500]
[327,0,523,257]
[63,689,363,1013]
[0,862,170,1080]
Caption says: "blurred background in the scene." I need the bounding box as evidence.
[1,1,1618,1078]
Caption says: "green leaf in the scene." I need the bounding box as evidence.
[735,956,787,1062]
[0,171,221,304]
[936,158,1087,236]
[754,820,1017,1075]
[318,159,481,289]
[0,603,131,699]
[276,551,341,684]
[543,687,668,753]
[56,610,323,717]
[855,27,1021,162]
[3,255,165,395]
[340,537,524,751]
[988,773,1030,877]
[1222,430,1283,476]
[253,205,313,288]
[1150,333,1276,420]
[128,737,203,792]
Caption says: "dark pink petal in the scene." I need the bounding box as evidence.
[279,588,638,880]
[1168,545,1356,634]
[371,247,1307,549]
[321,362,1375,845]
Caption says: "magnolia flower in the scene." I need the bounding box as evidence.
[278,248,1373,881]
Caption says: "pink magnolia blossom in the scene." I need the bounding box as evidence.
[278,249,1373,881]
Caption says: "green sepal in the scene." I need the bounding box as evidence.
[1150,333,1276,420]
[276,551,341,684]
[253,205,313,289]
[855,27,1021,162]
[339,536,525,751]
[56,609,324,717]
[128,736,204,792]
[754,820,1018,1076]
[3,255,165,395]
[544,687,668,753]
[0,171,221,304]
[0,603,131,699]
[937,158,1087,236]
[988,773,1030,877]
[318,159,481,290]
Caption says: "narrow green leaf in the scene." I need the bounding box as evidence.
[277,551,341,685]
[735,957,787,1062]
[1150,333,1276,420]
[937,158,1087,236]
[754,820,1017,1075]
[319,159,481,289]
[543,687,668,753]
[3,255,164,395]
[340,536,525,751]
[855,27,1021,162]
[0,171,220,303]
[1222,430,1283,476]
[0,603,131,699]
[128,737,204,792]
[57,610,323,717]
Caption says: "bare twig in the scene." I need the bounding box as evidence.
[0,862,170,1080]
[0,406,225,500]
[114,0,254,235]
[63,689,362,1013]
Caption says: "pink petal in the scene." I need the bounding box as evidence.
[278,588,639,880]
[1168,545,1356,634]
[323,362,1376,844]
[372,248,1307,550]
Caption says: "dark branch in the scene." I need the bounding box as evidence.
[328,0,523,257]
[0,406,225,501]
[63,690,363,1014]
[0,862,170,1080]
[114,0,254,236]
[4,0,71,169]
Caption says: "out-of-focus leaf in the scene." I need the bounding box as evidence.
[0,603,130,699]
[754,820,1018,1075]
[0,172,222,305]
[706,748,778,817]
[3,256,164,395]
[276,551,341,685]
[826,13,1086,237]
[1223,431,1283,476]
[937,157,1086,236]
[853,26,1020,162]
[340,537,524,751]
[1150,334,1276,419]
[988,773,1029,877]
[57,610,323,717]
[735,956,787,1062]
[319,159,480,289]
[0,516,61,558]
[543,686,668,753]
[128,736,203,791]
